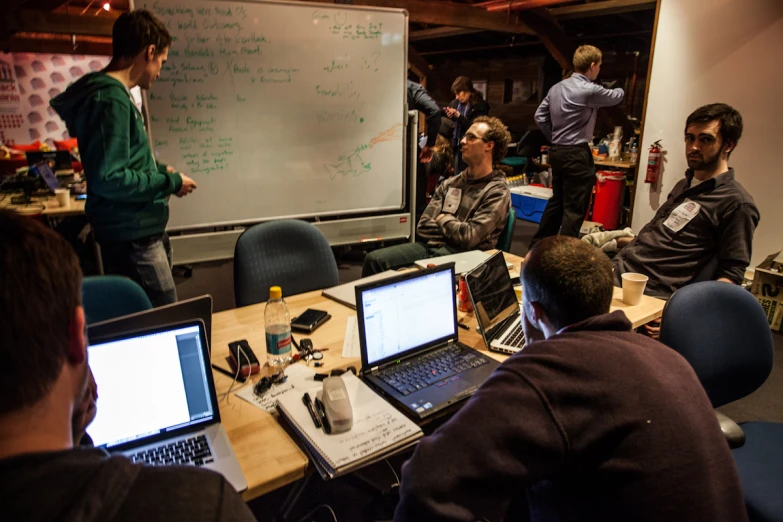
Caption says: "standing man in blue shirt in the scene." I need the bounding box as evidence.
[529,45,624,248]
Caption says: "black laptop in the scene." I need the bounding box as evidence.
[27,150,73,174]
[465,251,526,355]
[355,263,499,420]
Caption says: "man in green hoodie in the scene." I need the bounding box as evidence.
[52,10,197,306]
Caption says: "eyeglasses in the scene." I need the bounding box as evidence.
[463,132,489,143]
[253,370,288,397]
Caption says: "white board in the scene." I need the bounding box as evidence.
[142,0,408,230]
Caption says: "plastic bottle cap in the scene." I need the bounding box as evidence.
[269,286,282,299]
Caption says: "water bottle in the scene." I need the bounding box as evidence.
[265,286,292,368]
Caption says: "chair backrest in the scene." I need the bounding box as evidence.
[234,219,339,308]
[82,275,153,325]
[496,207,516,253]
[659,281,774,408]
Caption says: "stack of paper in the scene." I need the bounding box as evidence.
[276,372,422,479]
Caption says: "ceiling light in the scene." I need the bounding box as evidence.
[103,2,110,10]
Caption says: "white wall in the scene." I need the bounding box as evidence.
[634,0,783,266]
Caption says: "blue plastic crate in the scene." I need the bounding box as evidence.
[511,192,549,224]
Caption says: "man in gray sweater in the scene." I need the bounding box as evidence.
[395,236,747,522]
[0,209,255,522]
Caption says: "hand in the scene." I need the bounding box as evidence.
[644,319,661,340]
[443,107,459,119]
[177,173,197,197]
[72,368,98,444]
[419,146,434,164]
[166,165,176,173]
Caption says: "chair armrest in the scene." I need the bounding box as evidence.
[716,411,745,449]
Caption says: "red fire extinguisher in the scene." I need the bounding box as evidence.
[645,140,662,183]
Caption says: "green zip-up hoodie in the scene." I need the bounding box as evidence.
[51,73,182,242]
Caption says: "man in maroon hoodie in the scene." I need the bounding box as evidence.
[395,236,747,522]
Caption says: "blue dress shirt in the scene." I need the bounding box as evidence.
[535,73,624,146]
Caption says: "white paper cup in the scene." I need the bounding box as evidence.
[621,273,648,305]
[55,188,70,208]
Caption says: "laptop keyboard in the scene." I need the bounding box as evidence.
[499,322,525,348]
[377,345,488,396]
[128,434,214,467]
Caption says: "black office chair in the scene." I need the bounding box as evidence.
[659,281,779,521]
[233,219,339,307]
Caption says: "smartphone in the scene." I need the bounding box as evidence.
[291,309,331,333]
[228,340,260,377]
[75,194,87,200]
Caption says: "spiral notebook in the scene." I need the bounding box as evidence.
[276,372,422,479]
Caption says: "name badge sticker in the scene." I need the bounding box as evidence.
[664,199,701,232]
[443,187,462,214]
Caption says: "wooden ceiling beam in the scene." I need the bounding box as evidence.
[477,0,575,12]
[407,45,432,77]
[516,8,574,71]
[410,26,483,41]
[4,9,117,37]
[549,0,657,20]
[349,0,534,34]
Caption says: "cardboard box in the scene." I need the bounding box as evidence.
[751,250,783,332]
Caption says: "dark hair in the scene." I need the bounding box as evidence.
[112,9,172,60]
[522,236,613,331]
[451,76,475,95]
[0,210,82,414]
[685,103,743,155]
[472,116,511,164]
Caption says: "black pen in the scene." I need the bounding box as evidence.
[302,393,321,429]
[314,397,331,434]
[457,322,469,331]
[212,364,246,383]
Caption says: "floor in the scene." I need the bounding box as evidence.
[172,217,783,521]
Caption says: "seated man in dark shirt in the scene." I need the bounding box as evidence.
[0,209,256,522]
[395,236,747,522]
[363,116,511,276]
[613,103,759,297]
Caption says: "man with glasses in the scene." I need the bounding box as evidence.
[363,116,511,276]
[529,45,624,248]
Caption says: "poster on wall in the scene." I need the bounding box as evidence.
[0,53,25,146]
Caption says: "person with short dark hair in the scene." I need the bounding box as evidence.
[51,10,198,307]
[0,209,256,522]
[363,116,510,276]
[529,44,625,247]
[443,76,490,171]
[612,103,759,299]
[394,236,748,522]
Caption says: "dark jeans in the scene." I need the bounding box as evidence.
[362,242,459,277]
[529,144,595,248]
[99,232,178,307]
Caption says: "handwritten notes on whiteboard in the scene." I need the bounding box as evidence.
[144,0,407,229]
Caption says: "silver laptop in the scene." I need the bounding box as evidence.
[414,250,489,275]
[465,251,526,355]
[86,320,247,492]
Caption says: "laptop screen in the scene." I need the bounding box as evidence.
[86,323,216,449]
[359,266,456,367]
[30,162,59,192]
[465,252,519,334]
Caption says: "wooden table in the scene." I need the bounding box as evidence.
[211,251,665,500]
[0,194,85,217]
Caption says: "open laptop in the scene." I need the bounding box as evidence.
[88,295,213,350]
[465,251,526,355]
[29,161,59,193]
[355,264,499,420]
[86,320,247,492]
[27,150,73,174]
[413,250,489,276]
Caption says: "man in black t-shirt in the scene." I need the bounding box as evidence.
[0,209,255,522]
